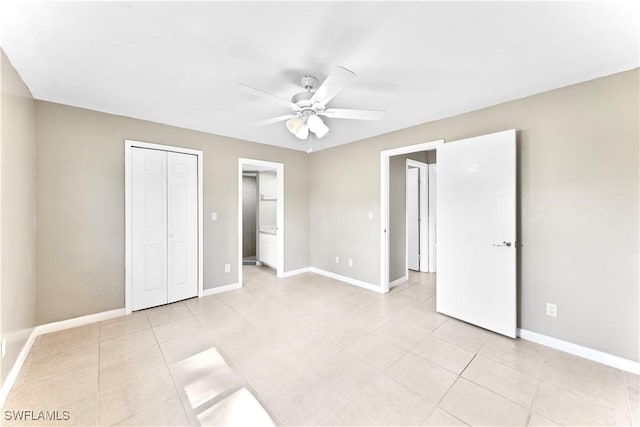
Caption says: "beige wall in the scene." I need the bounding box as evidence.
[0,50,37,385]
[35,102,310,324]
[310,69,639,361]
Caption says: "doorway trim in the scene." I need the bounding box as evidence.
[238,158,284,288]
[124,140,204,314]
[427,163,437,273]
[406,159,429,275]
[380,139,443,293]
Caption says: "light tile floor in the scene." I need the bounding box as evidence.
[3,266,638,426]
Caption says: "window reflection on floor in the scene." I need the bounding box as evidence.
[172,347,275,426]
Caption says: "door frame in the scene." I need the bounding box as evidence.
[406,159,429,274]
[125,140,204,314]
[380,139,443,293]
[238,158,284,287]
[427,163,437,273]
[241,171,260,265]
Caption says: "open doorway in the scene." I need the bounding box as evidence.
[238,158,284,287]
[387,150,437,289]
[381,140,443,292]
[406,157,437,275]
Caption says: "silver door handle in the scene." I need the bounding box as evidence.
[493,241,512,247]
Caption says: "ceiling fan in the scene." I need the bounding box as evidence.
[240,66,384,140]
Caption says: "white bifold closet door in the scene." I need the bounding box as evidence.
[132,148,198,311]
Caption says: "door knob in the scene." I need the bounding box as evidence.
[492,241,512,247]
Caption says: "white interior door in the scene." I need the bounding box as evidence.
[132,148,168,310]
[428,164,437,273]
[407,167,420,271]
[418,165,428,273]
[436,129,516,337]
[167,152,198,303]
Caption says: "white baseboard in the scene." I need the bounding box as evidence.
[0,307,127,408]
[389,276,408,288]
[282,267,311,278]
[518,328,640,375]
[202,282,241,296]
[309,267,385,294]
[34,308,126,336]
[0,329,37,408]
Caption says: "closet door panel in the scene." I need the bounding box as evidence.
[132,148,168,310]
[167,152,198,303]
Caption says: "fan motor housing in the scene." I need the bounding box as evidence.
[291,91,314,105]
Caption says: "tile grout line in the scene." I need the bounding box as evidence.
[421,352,475,425]
[538,357,634,421]
[147,317,194,426]
[437,407,470,426]
[621,369,635,422]
[311,370,376,426]
[527,353,556,426]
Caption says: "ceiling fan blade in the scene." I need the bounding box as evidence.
[250,114,297,127]
[319,108,385,121]
[239,83,296,109]
[310,66,356,105]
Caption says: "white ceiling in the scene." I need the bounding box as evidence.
[1,2,638,152]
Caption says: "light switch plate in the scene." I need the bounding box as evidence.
[224,263,231,273]
[368,212,374,220]
[348,258,353,267]
[211,212,218,221]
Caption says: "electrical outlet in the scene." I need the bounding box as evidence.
[546,303,557,318]
[211,212,217,221]
[335,256,340,264]
[348,258,353,267]
[368,211,373,220]
[224,263,231,273]
[1,338,6,359]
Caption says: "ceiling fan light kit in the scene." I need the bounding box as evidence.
[285,110,329,140]
[286,115,309,139]
[307,114,329,138]
[241,66,385,142]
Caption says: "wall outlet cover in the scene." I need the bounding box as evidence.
[224,263,231,273]
[348,258,353,267]
[335,256,340,264]
[546,303,557,318]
